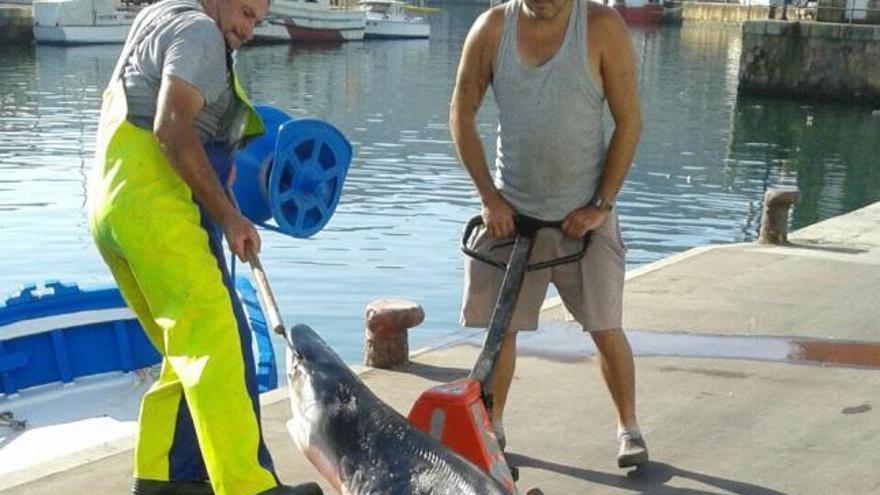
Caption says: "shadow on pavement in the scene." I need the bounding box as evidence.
[788,242,868,255]
[395,361,470,382]
[506,453,788,495]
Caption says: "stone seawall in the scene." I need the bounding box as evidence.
[739,20,880,104]
[682,2,778,23]
[0,4,32,45]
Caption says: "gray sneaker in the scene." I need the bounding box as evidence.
[617,432,649,468]
[492,422,506,451]
[496,432,507,451]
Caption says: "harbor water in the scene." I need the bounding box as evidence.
[1,8,879,363]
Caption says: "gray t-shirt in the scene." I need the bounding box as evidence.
[121,0,240,142]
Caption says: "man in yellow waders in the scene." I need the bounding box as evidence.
[87,0,322,493]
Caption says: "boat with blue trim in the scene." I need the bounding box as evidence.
[0,275,277,399]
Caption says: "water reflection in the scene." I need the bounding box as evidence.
[0,17,878,363]
[728,97,880,230]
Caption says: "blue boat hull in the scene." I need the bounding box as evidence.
[0,277,277,396]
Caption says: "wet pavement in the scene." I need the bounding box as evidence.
[511,324,880,370]
[2,202,879,494]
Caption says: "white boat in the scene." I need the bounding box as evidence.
[360,0,430,40]
[0,276,279,485]
[33,0,367,45]
[32,0,143,44]
[254,0,365,43]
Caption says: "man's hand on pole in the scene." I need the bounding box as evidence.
[223,211,261,262]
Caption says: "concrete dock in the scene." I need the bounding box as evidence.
[3,202,879,494]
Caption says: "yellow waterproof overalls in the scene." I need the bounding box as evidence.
[87,8,276,495]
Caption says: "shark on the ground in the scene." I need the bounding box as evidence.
[284,324,512,495]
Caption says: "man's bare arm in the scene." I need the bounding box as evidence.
[594,6,642,205]
[153,75,260,259]
[449,9,515,238]
[562,6,641,238]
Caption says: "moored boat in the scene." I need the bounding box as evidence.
[0,275,277,397]
[0,276,277,481]
[33,0,368,45]
[32,0,145,44]
[254,0,365,43]
[360,0,430,40]
[614,0,664,24]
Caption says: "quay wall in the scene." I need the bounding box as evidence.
[0,3,31,45]
[739,20,880,104]
[683,2,779,23]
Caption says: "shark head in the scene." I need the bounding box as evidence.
[284,324,354,491]
[285,323,352,413]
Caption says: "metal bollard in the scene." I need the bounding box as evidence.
[758,186,800,245]
[363,299,424,369]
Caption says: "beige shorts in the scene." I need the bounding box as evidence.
[460,212,626,332]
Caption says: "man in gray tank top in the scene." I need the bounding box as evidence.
[451,0,648,468]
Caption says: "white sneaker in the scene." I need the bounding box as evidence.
[617,429,649,468]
